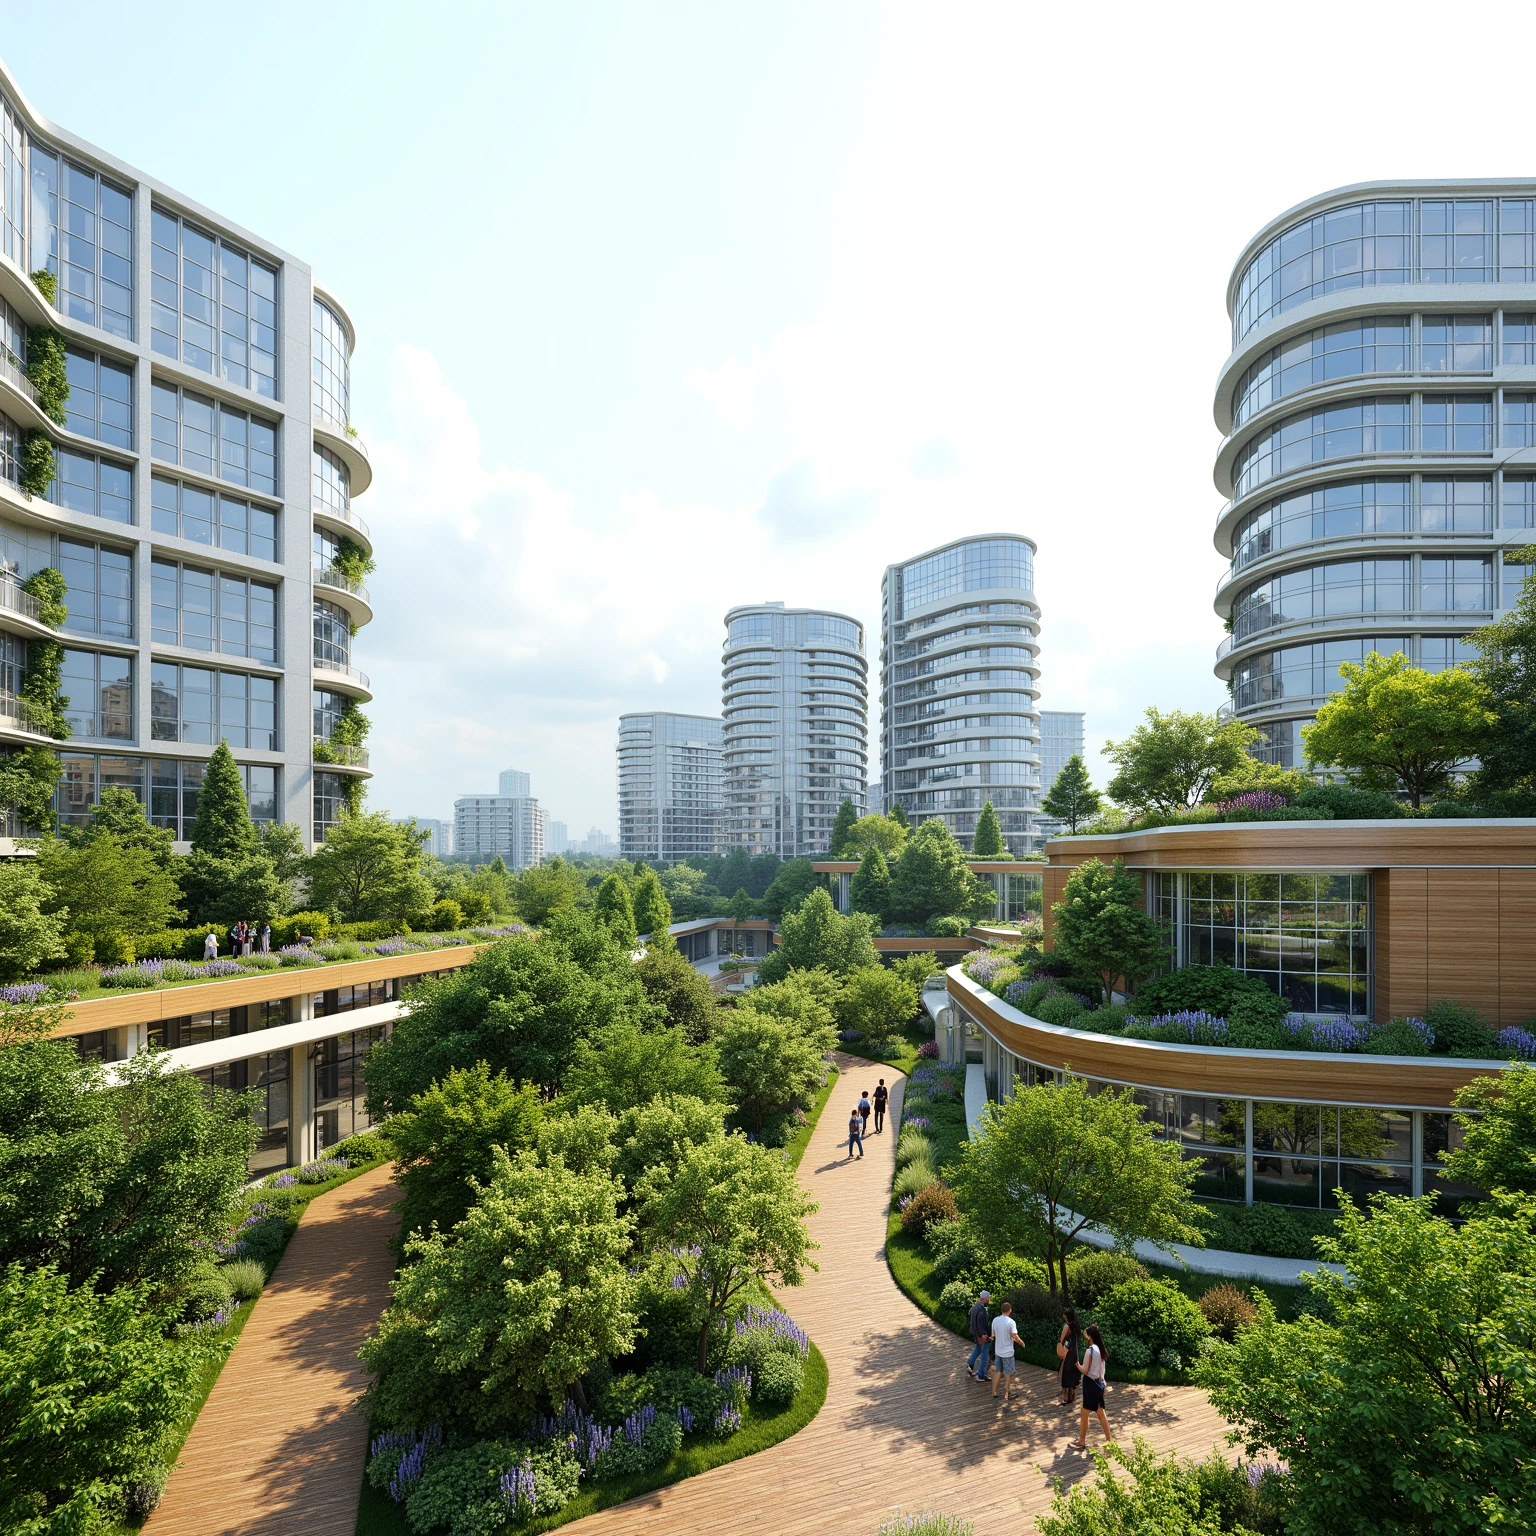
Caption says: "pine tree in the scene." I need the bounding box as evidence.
[191,741,256,859]
[1041,754,1102,834]
[848,843,891,922]
[888,800,910,830]
[829,799,858,857]
[595,872,637,948]
[972,800,1006,857]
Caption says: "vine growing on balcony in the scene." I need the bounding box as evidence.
[29,268,57,304]
[24,324,68,425]
[0,568,69,830]
[332,536,376,587]
[19,432,55,497]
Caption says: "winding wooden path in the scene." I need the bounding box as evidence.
[566,1056,1232,1535]
[144,1164,400,1536]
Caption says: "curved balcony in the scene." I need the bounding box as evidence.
[310,495,372,552]
[312,564,373,627]
[312,419,372,496]
[0,574,59,642]
[312,740,371,775]
[311,657,372,701]
[0,251,57,329]
[0,691,64,747]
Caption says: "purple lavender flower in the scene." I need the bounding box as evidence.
[1497,1025,1536,1061]
[712,1404,742,1435]
[0,982,50,1005]
[676,1404,695,1433]
[902,1115,931,1132]
[1206,791,1288,814]
[297,1157,349,1183]
[916,1041,939,1059]
[266,1172,298,1188]
[1309,1017,1367,1052]
[194,959,246,978]
[500,1458,539,1515]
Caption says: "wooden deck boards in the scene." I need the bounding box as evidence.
[144,1163,400,1536]
[566,1055,1232,1535]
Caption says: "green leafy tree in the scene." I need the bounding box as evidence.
[886,818,994,926]
[385,1065,543,1242]
[638,1134,817,1370]
[1199,1192,1536,1536]
[714,1007,829,1137]
[0,860,67,981]
[510,857,586,923]
[613,1095,725,1194]
[1443,1063,1536,1195]
[37,833,183,944]
[255,820,309,884]
[0,1044,256,1291]
[361,1149,638,1430]
[741,969,840,1048]
[761,857,821,919]
[971,800,1007,857]
[829,798,859,857]
[836,964,919,1050]
[1303,651,1495,807]
[888,800,910,830]
[560,1022,725,1114]
[1104,708,1260,814]
[848,843,892,921]
[364,925,653,1111]
[191,740,256,860]
[889,949,940,994]
[756,887,878,983]
[1052,856,1169,1003]
[636,941,719,1044]
[950,1076,1203,1296]
[1040,754,1102,833]
[1465,550,1536,812]
[658,862,717,920]
[0,1264,207,1534]
[535,1103,619,1178]
[843,814,908,860]
[69,786,175,868]
[594,871,637,947]
[1205,758,1312,804]
[180,847,289,927]
[631,866,672,942]
[307,811,433,923]
[726,887,755,923]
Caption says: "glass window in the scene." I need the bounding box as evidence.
[60,648,132,741]
[1231,478,1409,573]
[313,770,348,843]
[1504,554,1535,609]
[1503,395,1536,449]
[313,597,351,669]
[1420,200,1494,284]
[151,382,278,495]
[30,152,132,338]
[1422,395,1492,453]
[151,209,277,395]
[0,94,23,270]
[53,752,147,828]
[51,450,132,524]
[147,755,274,839]
[1419,477,1492,532]
[63,347,133,447]
[151,475,277,560]
[1233,397,1410,499]
[150,661,276,751]
[58,538,132,638]
[312,445,350,523]
[1420,315,1492,372]
[897,539,1033,618]
[312,1026,384,1149]
[150,558,278,661]
[1230,635,1411,712]
[1233,558,1410,641]
[1421,558,1493,612]
[1502,312,1536,365]
[312,298,350,430]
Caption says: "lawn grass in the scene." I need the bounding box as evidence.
[354,1344,830,1536]
[782,1061,839,1170]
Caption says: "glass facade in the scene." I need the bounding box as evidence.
[895,538,1034,618]
[30,151,133,338]
[52,450,132,524]
[60,648,132,740]
[150,382,278,495]
[312,298,350,429]
[312,445,350,523]
[150,662,277,750]
[151,476,278,561]
[312,597,351,669]
[58,537,132,638]
[313,769,348,843]
[150,559,278,661]
[63,347,133,447]
[0,93,23,269]
[312,1025,383,1150]
[52,753,276,834]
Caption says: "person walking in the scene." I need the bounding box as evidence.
[1057,1303,1082,1406]
[1071,1324,1114,1449]
[202,929,218,962]
[873,1079,888,1133]
[846,1106,864,1159]
[857,1091,872,1139]
[990,1300,1020,1403]
[966,1290,993,1381]
[259,921,271,955]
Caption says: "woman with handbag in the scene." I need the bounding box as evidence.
[1070,1324,1115,1450]
[1056,1304,1082,1406]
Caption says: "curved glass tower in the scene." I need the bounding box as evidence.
[879,535,1041,852]
[1215,181,1536,763]
[721,602,867,857]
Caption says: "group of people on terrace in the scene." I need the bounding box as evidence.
[845,1078,889,1157]
[201,921,273,961]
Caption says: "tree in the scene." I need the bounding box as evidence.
[1040,754,1102,834]
[1205,758,1312,804]
[1442,1064,1536,1195]
[255,820,308,884]
[385,1065,543,1242]
[363,924,654,1112]
[0,860,67,981]
[613,1094,725,1194]
[0,1044,256,1291]
[69,786,175,868]
[1198,1193,1536,1536]
[631,866,672,942]
[638,1134,816,1370]
[726,887,755,923]
[510,857,586,923]
[190,740,256,859]
[848,843,891,921]
[741,970,840,1051]
[658,862,717,921]
[836,965,918,1050]
[756,887,878,983]
[307,812,433,923]
[829,798,859,857]
[888,800,910,830]
[714,1008,828,1137]
[1104,708,1259,814]
[560,1021,725,1114]
[889,949,941,994]
[594,871,636,947]
[886,819,994,926]
[37,833,183,943]
[0,1264,207,1534]
[842,814,908,860]
[761,857,821,919]
[971,800,1007,857]
[179,847,289,927]
[360,1149,638,1431]
[949,1075,1203,1296]
[1052,857,1169,1004]
[1302,651,1495,808]
[636,941,719,1044]
[1464,550,1536,813]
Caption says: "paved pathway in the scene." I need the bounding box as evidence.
[567,1056,1232,1535]
[145,1164,400,1536]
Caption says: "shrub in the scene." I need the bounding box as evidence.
[1293,782,1404,820]
[1197,1283,1258,1340]
[328,1130,389,1164]
[407,1439,582,1533]
[239,953,282,971]
[1066,1250,1149,1308]
[895,1130,933,1169]
[1132,963,1287,1030]
[133,928,203,961]
[925,915,971,938]
[900,1180,958,1238]
[893,1157,937,1201]
[938,1278,974,1313]
[591,1405,683,1478]
[1366,1015,1435,1056]
[297,1157,348,1184]
[1098,1327,1151,1369]
[1195,1201,1337,1260]
[1074,1004,1131,1035]
[178,1269,232,1323]
[429,898,465,932]
[878,1515,974,1536]
[271,911,331,947]
[932,1243,975,1286]
[1033,991,1090,1027]
[1425,999,1499,1057]
[334,918,407,942]
[60,931,96,968]
[1096,1279,1211,1361]
[753,1349,804,1409]
[93,932,134,966]
[220,1259,266,1300]
[973,1252,1048,1297]
[1007,1282,1063,1324]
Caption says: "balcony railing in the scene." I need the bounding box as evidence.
[313,740,370,767]
[313,564,371,604]
[0,574,44,625]
[310,498,371,540]
[0,691,54,736]
[0,349,38,407]
[312,656,371,689]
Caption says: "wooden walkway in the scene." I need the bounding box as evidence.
[145,1164,400,1536]
[567,1056,1233,1535]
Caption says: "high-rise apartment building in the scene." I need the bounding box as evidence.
[454,787,545,868]
[721,601,868,858]
[395,816,451,857]
[1216,181,1536,762]
[0,59,372,846]
[547,819,569,855]
[617,711,722,863]
[1039,711,1085,796]
[498,767,530,797]
[879,536,1042,853]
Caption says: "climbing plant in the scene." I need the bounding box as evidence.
[0,569,69,830]
[24,325,67,425]
[29,269,57,304]
[19,432,54,497]
[332,536,376,587]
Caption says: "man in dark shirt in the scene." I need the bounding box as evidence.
[873,1079,889,1133]
[966,1290,993,1380]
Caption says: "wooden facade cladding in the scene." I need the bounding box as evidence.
[947,971,1508,1110]
[47,945,489,1039]
[1040,820,1536,1026]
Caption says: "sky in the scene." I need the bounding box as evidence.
[9,1,1536,834]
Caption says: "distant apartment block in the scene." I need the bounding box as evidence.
[547,819,569,855]
[1039,711,1085,796]
[396,816,452,857]
[454,785,545,869]
[618,711,723,863]
[498,767,531,797]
